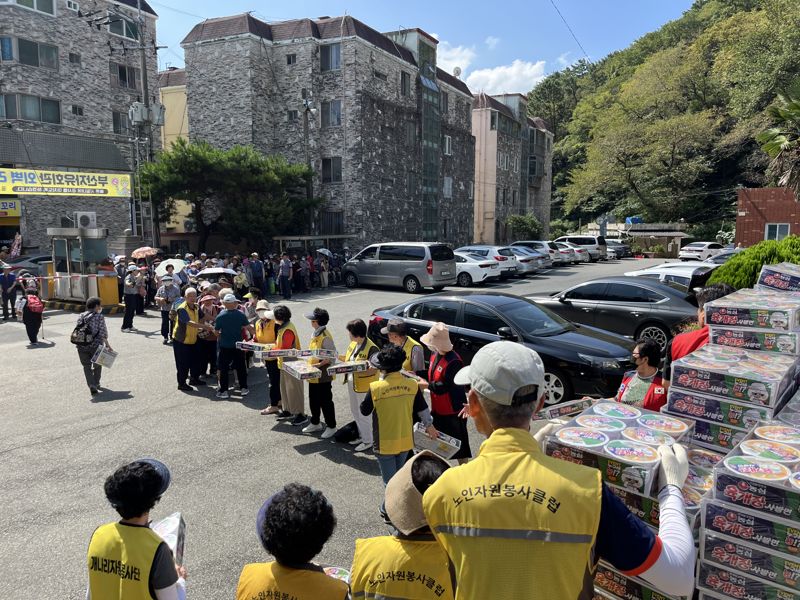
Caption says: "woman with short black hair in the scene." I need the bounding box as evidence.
[75,296,111,395]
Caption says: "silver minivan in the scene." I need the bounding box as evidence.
[554,235,608,262]
[342,242,457,293]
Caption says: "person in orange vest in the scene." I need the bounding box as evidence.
[236,483,348,600]
[663,283,734,389]
[86,458,186,600]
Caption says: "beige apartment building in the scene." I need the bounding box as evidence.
[158,67,188,149]
[472,92,553,244]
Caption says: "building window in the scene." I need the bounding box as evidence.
[468,181,474,200]
[512,189,518,206]
[109,13,139,40]
[322,157,342,183]
[514,156,520,172]
[112,110,130,135]
[0,94,17,119]
[0,37,13,61]
[440,92,449,114]
[443,176,453,199]
[12,94,60,123]
[400,71,411,96]
[373,69,387,81]
[320,43,341,71]
[546,136,551,151]
[407,171,416,193]
[71,104,84,116]
[18,38,59,69]
[110,62,139,90]
[287,110,298,122]
[10,0,55,15]
[321,99,342,127]
[490,112,498,130]
[286,53,296,65]
[404,121,416,146]
[67,0,79,10]
[68,52,81,65]
[443,135,452,156]
[766,223,790,241]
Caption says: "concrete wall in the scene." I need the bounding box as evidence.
[160,84,188,149]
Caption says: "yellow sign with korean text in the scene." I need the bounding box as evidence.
[0,199,21,217]
[0,169,132,197]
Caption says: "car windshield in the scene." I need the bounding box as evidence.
[500,298,573,337]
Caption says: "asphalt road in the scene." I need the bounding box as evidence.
[0,257,663,599]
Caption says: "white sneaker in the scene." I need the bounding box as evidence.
[239,388,250,396]
[354,441,372,452]
[321,427,337,439]
[348,438,363,446]
[302,422,325,433]
[216,390,230,399]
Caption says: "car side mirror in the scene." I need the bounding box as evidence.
[497,327,518,341]
[559,294,570,303]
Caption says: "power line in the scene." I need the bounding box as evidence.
[548,0,591,62]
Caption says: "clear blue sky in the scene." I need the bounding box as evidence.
[151,0,694,93]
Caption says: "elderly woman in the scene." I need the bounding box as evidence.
[273,305,305,425]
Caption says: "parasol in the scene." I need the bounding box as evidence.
[198,267,237,277]
[131,246,158,259]
[316,248,333,258]
[155,258,186,277]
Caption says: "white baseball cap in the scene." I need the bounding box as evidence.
[454,341,545,406]
[222,293,238,304]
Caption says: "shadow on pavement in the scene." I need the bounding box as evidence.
[27,341,56,349]
[91,389,134,403]
[293,438,380,476]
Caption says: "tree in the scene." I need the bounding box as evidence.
[140,139,319,250]
[757,81,800,199]
[506,214,542,240]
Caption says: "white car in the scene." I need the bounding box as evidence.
[455,245,520,279]
[454,252,501,287]
[679,242,725,261]
[625,264,716,288]
[509,247,543,275]
[561,241,591,263]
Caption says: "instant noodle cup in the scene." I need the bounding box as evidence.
[686,465,713,491]
[575,415,626,432]
[723,455,791,482]
[789,472,800,491]
[593,402,641,420]
[604,440,660,464]
[681,486,702,510]
[622,427,675,446]
[740,439,800,463]
[637,413,689,436]
[755,425,800,445]
[555,427,609,449]
[687,447,725,469]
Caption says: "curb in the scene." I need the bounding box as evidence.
[45,300,125,315]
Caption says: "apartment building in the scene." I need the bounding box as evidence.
[0,0,159,249]
[472,92,553,244]
[179,14,475,248]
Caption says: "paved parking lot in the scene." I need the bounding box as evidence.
[0,257,662,599]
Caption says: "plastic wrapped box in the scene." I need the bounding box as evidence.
[595,562,689,600]
[702,498,800,556]
[702,532,800,591]
[684,416,751,453]
[710,326,800,355]
[758,262,800,293]
[705,288,800,332]
[412,422,461,459]
[697,560,800,600]
[326,361,370,375]
[666,388,770,429]
[150,512,186,566]
[533,397,595,421]
[282,361,322,380]
[297,348,338,360]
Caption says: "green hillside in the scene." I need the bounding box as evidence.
[529,0,800,236]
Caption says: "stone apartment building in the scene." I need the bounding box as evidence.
[0,0,159,250]
[472,92,553,244]
[179,14,475,248]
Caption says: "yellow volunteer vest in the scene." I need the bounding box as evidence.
[350,535,455,600]
[401,336,422,373]
[87,522,164,600]
[369,371,419,455]
[275,322,300,368]
[346,338,379,393]
[255,318,277,344]
[308,327,335,383]
[422,428,602,600]
[236,561,348,600]
[171,301,199,345]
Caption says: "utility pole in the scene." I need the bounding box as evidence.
[137,0,152,162]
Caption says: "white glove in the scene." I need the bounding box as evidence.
[658,444,689,491]
[532,421,565,449]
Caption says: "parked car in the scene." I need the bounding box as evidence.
[554,235,608,262]
[511,246,550,269]
[508,247,542,275]
[455,245,520,279]
[560,241,591,263]
[454,252,501,287]
[535,276,698,351]
[625,264,716,290]
[678,241,725,261]
[367,291,635,405]
[511,240,566,266]
[703,249,742,264]
[606,239,633,258]
[342,242,457,293]
[555,242,580,265]
[4,253,51,274]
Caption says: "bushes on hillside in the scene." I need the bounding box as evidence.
[707,236,800,289]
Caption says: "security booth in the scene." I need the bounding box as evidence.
[46,227,118,305]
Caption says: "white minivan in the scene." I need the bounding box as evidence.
[554,235,608,262]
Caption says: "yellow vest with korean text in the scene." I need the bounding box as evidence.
[369,371,419,455]
[275,321,300,368]
[171,301,199,345]
[345,338,379,393]
[401,336,422,373]
[350,535,455,600]
[254,318,277,359]
[308,327,336,384]
[422,428,602,600]
[236,561,348,600]
[87,522,164,600]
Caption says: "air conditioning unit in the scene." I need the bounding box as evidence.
[75,211,97,228]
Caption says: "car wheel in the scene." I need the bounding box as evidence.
[344,272,358,288]
[404,275,421,294]
[636,323,670,351]
[543,369,573,406]
[457,272,472,287]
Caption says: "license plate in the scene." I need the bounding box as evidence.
[440,271,450,276]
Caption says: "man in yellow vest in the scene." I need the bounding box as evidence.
[381,318,425,376]
[350,450,455,600]
[87,458,186,600]
[422,341,696,600]
[236,483,348,600]
[171,288,208,392]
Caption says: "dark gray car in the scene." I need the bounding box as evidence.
[535,276,698,350]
